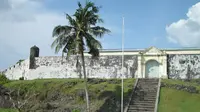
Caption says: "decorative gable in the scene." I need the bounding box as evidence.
[142,46,164,55]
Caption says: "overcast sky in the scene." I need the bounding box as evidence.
[1,0,200,70]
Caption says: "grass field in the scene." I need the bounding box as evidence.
[0,108,17,112]
[159,79,200,112]
[158,87,200,112]
[1,78,135,112]
[0,79,200,111]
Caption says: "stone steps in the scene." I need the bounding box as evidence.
[130,100,155,103]
[129,105,155,109]
[126,78,159,112]
[130,102,156,105]
[127,107,154,112]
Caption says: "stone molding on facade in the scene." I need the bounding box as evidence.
[137,47,167,78]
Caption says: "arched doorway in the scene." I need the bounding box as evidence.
[145,60,159,78]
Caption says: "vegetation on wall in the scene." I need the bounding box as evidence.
[16,60,24,65]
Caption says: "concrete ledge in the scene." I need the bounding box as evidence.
[124,78,138,112]
[154,78,161,112]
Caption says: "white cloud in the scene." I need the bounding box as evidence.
[0,0,66,69]
[166,2,200,47]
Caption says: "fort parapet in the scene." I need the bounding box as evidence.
[3,46,200,80]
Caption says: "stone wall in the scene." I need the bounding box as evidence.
[3,59,29,80]
[4,55,138,80]
[84,55,138,78]
[167,54,200,79]
[4,53,200,80]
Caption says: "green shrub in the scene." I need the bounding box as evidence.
[72,109,81,112]
[19,77,24,80]
[0,73,10,85]
[16,59,24,65]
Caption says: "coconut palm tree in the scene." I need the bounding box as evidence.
[51,1,110,112]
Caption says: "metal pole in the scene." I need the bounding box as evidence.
[121,16,125,112]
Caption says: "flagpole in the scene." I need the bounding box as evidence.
[121,16,125,112]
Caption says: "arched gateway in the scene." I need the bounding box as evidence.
[145,60,159,78]
[137,46,168,78]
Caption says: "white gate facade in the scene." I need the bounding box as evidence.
[137,47,168,78]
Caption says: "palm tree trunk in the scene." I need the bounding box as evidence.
[80,50,90,112]
[61,52,64,64]
[76,55,82,79]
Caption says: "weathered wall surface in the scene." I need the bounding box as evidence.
[4,53,200,80]
[3,59,29,80]
[167,54,200,79]
[4,55,138,80]
[84,55,138,78]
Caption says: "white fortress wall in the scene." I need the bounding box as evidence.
[4,59,29,80]
[28,56,80,79]
[4,54,138,80]
[28,55,138,80]
[3,46,200,80]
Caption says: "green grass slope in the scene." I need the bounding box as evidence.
[159,79,200,112]
[158,87,200,112]
[1,78,200,112]
[0,108,18,112]
[1,78,135,112]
